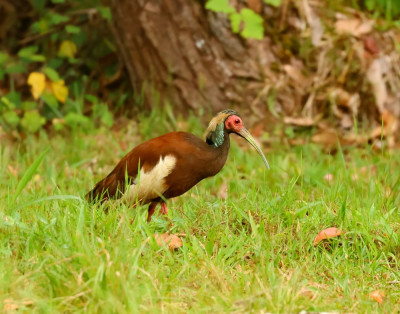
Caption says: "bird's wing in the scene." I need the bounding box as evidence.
[86,132,184,202]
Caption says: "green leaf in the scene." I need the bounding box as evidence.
[2,110,20,127]
[98,6,112,21]
[18,46,38,58]
[48,58,63,69]
[65,25,81,34]
[240,8,264,40]
[85,94,99,104]
[32,0,46,10]
[6,91,22,107]
[18,46,45,62]
[92,103,114,127]
[65,112,92,128]
[32,19,49,34]
[264,0,282,7]
[229,12,241,33]
[51,0,65,3]
[43,67,60,81]
[1,96,16,110]
[41,92,59,109]
[12,148,49,203]
[6,63,26,74]
[205,0,235,14]
[21,110,46,133]
[365,0,376,10]
[59,40,77,58]
[0,51,8,65]
[50,13,69,25]
[22,101,37,111]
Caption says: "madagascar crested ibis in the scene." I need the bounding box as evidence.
[87,109,269,222]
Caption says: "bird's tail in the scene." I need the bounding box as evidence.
[86,173,120,203]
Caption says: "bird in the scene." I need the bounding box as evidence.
[86,109,269,222]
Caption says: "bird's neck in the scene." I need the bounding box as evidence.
[203,129,230,177]
[206,123,227,148]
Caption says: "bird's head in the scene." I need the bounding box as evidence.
[206,109,270,169]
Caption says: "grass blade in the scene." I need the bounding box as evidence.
[12,148,49,203]
[13,195,82,211]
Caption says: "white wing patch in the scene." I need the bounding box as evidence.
[123,155,177,203]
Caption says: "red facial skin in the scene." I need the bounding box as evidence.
[225,115,243,133]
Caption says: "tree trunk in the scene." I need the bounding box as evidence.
[106,0,275,114]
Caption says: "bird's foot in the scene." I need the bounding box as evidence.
[160,202,168,215]
[147,202,157,222]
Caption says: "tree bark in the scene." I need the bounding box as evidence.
[106,0,275,114]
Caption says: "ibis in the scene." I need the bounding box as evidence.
[87,109,269,221]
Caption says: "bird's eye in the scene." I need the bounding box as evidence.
[234,119,240,125]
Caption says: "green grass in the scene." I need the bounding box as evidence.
[1,118,400,312]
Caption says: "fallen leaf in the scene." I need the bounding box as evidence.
[302,0,324,46]
[364,36,379,55]
[369,289,385,304]
[311,130,340,147]
[335,18,374,37]
[367,59,387,113]
[330,88,360,116]
[323,173,334,182]
[27,72,46,99]
[51,80,68,103]
[219,182,228,200]
[313,227,344,246]
[8,165,17,177]
[3,299,33,311]
[247,0,262,13]
[250,123,264,138]
[370,110,398,148]
[154,233,183,250]
[284,116,315,127]
[283,64,307,88]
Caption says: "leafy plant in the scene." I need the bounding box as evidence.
[0,0,120,134]
[364,0,400,20]
[205,0,282,40]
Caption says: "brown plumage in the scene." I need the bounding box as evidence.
[87,109,269,221]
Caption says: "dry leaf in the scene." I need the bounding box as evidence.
[335,18,374,37]
[311,130,339,147]
[27,72,46,100]
[51,80,68,103]
[247,0,262,13]
[154,233,183,250]
[250,123,264,138]
[323,173,334,182]
[8,165,17,177]
[284,116,315,127]
[283,64,307,87]
[370,110,398,148]
[3,299,33,311]
[369,289,385,304]
[367,59,387,113]
[364,36,379,55]
[302,0,324,46]
[219,182,228,200]
[313,227,344,246]
[330,88,360,115]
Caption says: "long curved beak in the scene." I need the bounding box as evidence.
[238,128,270,170]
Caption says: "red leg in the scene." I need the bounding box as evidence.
[160,202,168,215]
[147,202,158,222]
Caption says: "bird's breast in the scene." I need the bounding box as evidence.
[122,155,177,203]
